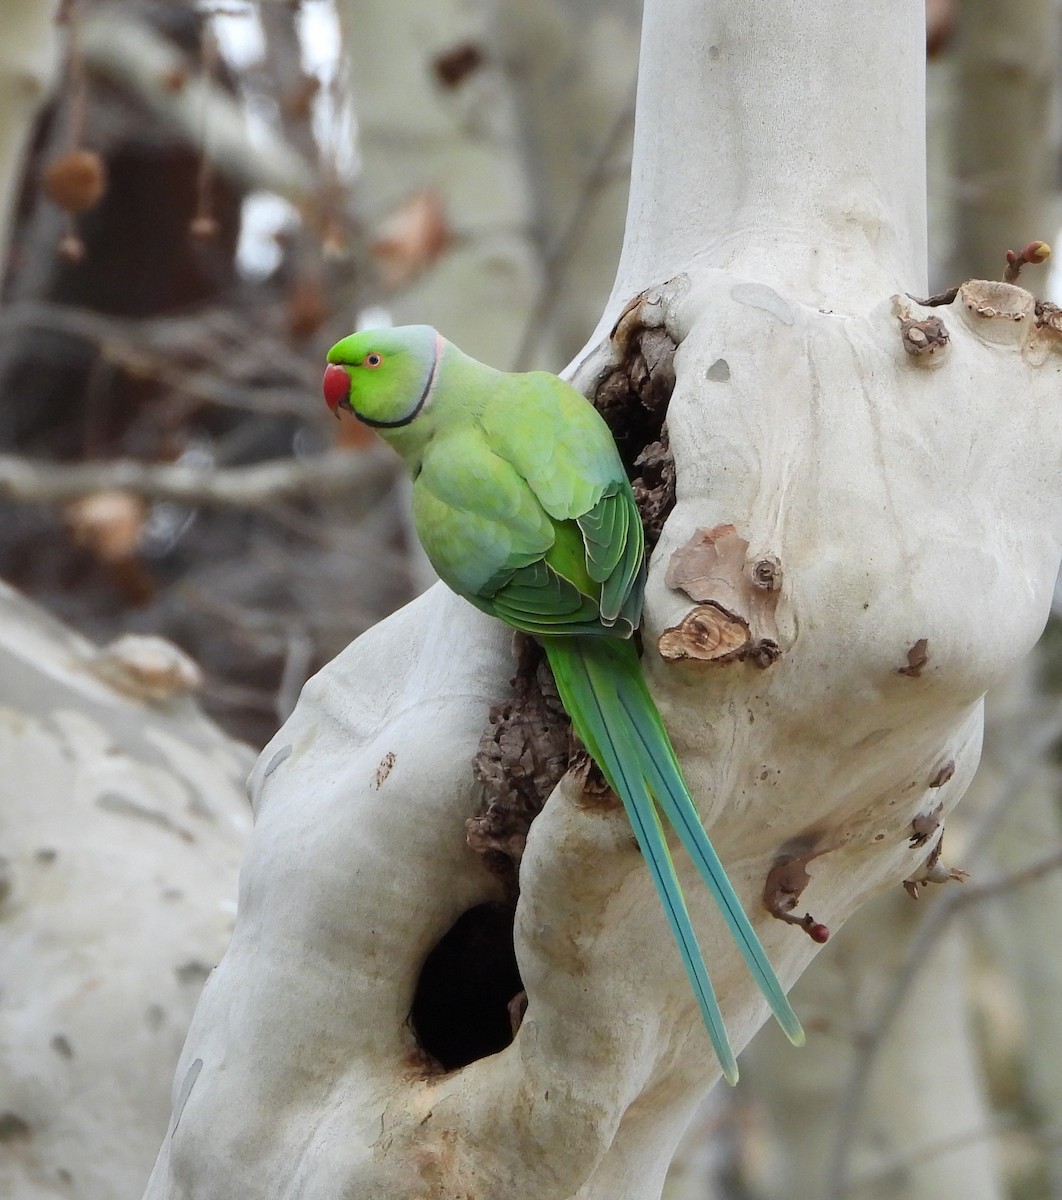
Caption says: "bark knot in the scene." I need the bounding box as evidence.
[660,525,785,668]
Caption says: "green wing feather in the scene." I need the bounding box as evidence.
[479,372,623,521]
[413,377,644,635]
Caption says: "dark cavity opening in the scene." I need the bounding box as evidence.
[410,902,523,1071]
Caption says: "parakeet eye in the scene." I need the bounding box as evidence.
[365,352,383,369]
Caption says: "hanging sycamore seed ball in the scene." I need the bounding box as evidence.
[43,149,107,214]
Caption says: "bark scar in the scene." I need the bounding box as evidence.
[898,638,929,678]
[372,752,396,789]
[660,525,784,667]
[764,832,835,941]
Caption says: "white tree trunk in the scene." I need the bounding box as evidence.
[143,2,1062,1197]
[977,671,1062,1198]
[744,893,1005,1200]
[0,584,252,1200]
[0,0,59,265]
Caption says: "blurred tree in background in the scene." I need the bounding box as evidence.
[0,0,639,746]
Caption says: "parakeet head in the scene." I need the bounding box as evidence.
[323,325,443,428]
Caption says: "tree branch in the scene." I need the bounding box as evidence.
[0,448,396,508]
[80,8,316,203]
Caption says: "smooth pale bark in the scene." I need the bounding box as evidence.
[0,584,252,1200]
[595,0,927,326]
[739,2,1062,1190]
[143,3,1062,1197]
[0,0,60,265]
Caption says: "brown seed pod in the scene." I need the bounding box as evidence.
[42,149,107,214]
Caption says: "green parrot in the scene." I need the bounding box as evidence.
[323,325,803,1082]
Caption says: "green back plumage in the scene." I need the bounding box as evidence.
[402,346,645,635]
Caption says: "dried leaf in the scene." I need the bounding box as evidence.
[371,189,451,290]
[925,0,958,57]
[433,42,484,88]
[65,490,145,563]
[286,274,328,339]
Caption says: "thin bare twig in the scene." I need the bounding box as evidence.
[951,844,1062,908]
[0,300,320,418]
[275,625,314,726]
[848,1114,1022,1191]
[510,80,637,372]
[0,449,397,508]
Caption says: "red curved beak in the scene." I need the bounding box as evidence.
[323,363,351,415]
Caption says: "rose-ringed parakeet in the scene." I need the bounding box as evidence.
[323,325,803,1082]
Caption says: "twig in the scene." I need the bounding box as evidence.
[510,80,637,372]
[0,300,320,417]
[275,625,314,725]
[823,703,1062,1200]
[79,10,314,202]
[951,844,1062,908]
[0,449,397,509]
[847,1114,1021,1191]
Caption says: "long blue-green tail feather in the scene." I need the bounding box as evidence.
[545,638,738,1081]
[617,689,805,1047]
[542,636,803,1071]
